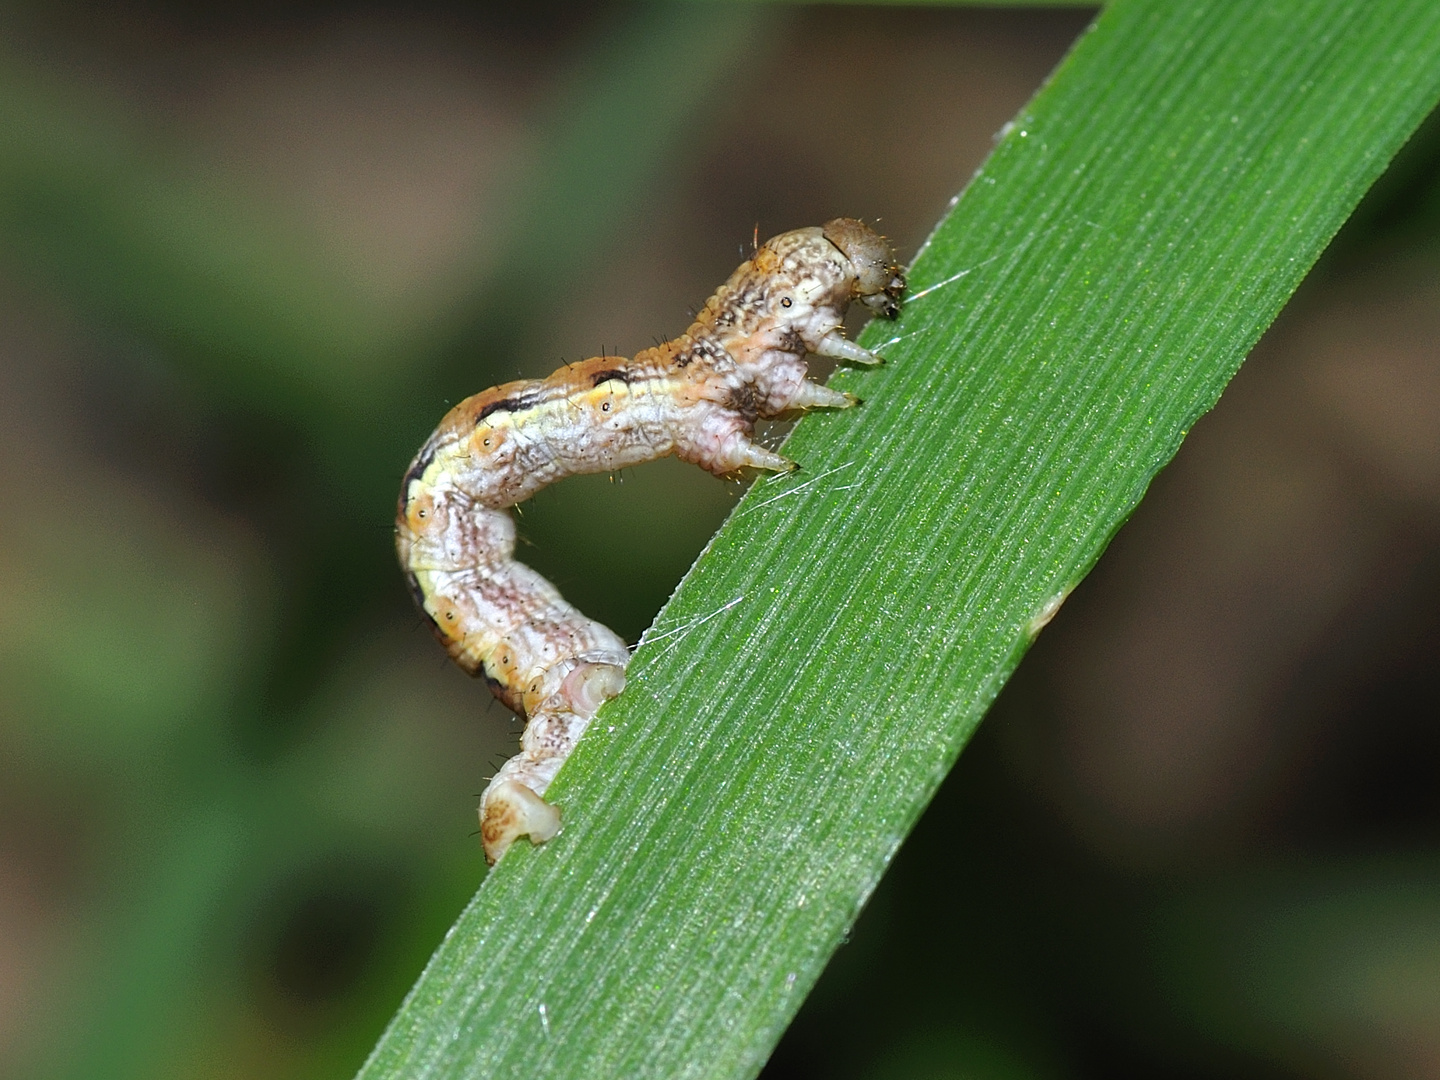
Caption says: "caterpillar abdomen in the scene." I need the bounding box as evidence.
[397,219,904,863]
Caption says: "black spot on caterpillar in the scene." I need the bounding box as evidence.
[475,394,540,425]
[589,369,631,387]
[726,382,762,424]
[400,441,439,497]
[396,218,905,863]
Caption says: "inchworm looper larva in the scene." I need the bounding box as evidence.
[397,219,905,863]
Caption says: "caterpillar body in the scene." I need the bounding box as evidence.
[397,219,905,863]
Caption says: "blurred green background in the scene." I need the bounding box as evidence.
[2,4,1438,1079]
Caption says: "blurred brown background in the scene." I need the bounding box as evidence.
[1,4,1437,1079]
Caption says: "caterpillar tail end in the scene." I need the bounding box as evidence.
[480,781,561,865]
[479,661,626,865]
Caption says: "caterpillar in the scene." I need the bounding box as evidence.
[396,219,905,863]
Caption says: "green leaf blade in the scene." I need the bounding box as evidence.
[359,3,1440,1079]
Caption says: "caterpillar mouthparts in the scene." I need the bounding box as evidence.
[397,219,905,863]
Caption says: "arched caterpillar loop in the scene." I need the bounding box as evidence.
[396,219,906,863]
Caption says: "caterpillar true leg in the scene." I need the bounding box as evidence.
[782,382,857,411]
[814,330,884,367]
[728,443,797,474]
[397,218,905,864]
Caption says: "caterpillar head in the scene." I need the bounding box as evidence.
[822,217,906,319]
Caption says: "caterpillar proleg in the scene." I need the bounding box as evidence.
[396,219,905,863]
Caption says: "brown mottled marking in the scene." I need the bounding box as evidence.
[396,219,905,863]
